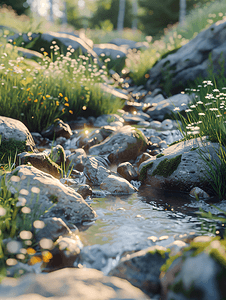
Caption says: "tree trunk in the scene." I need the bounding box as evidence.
[132,0,138,30]
[117,0,126,31]
[49,0,54,22]
[179,0,186,26]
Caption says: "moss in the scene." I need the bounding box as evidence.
[156,153,165,158]
[139,162,153,181]
[161,253,182,273]
[152,154,182,178]
[148,247,170,259]
[0,138,26,164]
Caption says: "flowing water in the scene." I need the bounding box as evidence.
[77,185,224,274]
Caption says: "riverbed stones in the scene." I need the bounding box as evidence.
[77,184,92,199]
[6,165,96,224]
[89,125,148,164]
[117,162,138,181]
[0,116,35,150]
[41,118,72,140]
[109,245,169,297]
[139,137,223,193]
[100,174,137,194]
[0,268,148,300]
[66,148,86,172]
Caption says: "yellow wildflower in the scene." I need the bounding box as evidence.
[62,108,65,113]
[43,96,46,100]
[43,52,48,56]
[27,248,36,255]
[29,256,42,265]
[27,97,31,101]
[34,99,38,103]
[59,93,63,97]
[26,88,30,92]
[56,101,59,106]
[64,103,69,107]
[42,251,53,263]
[46,95,50,98]
[64,97,68,102]
[37,92,42,95]
[69,110,73,114]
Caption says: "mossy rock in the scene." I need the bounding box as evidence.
[0,139,26,164]
[139,161,153,181]
[152,154,182,178]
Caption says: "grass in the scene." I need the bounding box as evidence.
[0,37,123,133]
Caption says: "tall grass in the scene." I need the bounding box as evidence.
[0,38,123,132]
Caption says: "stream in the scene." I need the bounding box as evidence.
[76,185,224,274]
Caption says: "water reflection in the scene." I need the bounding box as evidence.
[79,187,208,251]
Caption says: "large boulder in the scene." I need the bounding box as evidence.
[139,137,223,193]
[161,236,226,300]
[89,126,148,164]
[109,38,149,51]
[6,165,96,224]
[0,116,35,150]
[0,268,148,300]
[147,20,226,92]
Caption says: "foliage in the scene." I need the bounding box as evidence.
[0,138,26,165]
[0,0,30,16]
[90,0,133,30]
[152,155,182,178]
[138,0,215,38]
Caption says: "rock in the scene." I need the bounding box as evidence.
[48,236,83,269]
[135,152,153,168]
[77,184,92,199]
[93,114,124,127]
[161,239,226,300]
[89,126,148,164]
[190,186,210,199]
[0,116,36,150]
[123,114,146,125]
[100,174,137,194]
[117,162,138,181]
[147,20,226,92]
[0,268,148,300]
[17,47,44,60]
[50,144,66,167]
[17,152,62,179]
[139,137,223,193]
[34,217,74,244]
[41,119,72,140]
[144,93,165,105]
[109,38,149,51]
[66,148,87,172]
[146,94,193,121]
[77,128,104,150]
[7,165,96,224]
[83,156,111,186]
[109,245,169,297]
[99,125,117,139]
[161,119,174,130]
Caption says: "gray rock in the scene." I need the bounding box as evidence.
[139,137,224,193]
[109,38,149,51]
[0,268,148,300]
[93,114,124,127]
[109,245,169,297]
[161,119,174,130]
[50,144,66,167]
[147,20,226,91]
[17,47,44,60]
[66,148,86,172]
[41,119,72,140]
[83,156,111,186]
[6,165,96,224]
[17,152,62,179]
[93,43,127,60]
[146,93,192,121]
[0,116,35,150]
[89,126,148,164]
[100,174,137,194]
[77,184,92,199]
[117,162,138,181]
[34,217,74,243]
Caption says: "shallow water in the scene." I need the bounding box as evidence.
[78,185,223,274]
